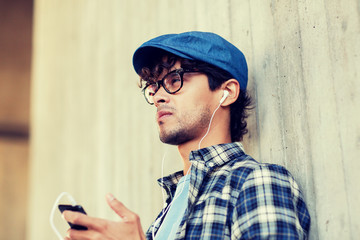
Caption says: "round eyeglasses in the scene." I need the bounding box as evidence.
[142,68,199,105]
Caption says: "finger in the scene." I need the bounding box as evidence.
[62,210,85,224]
[62,210,106,231]
[106,193,133,220]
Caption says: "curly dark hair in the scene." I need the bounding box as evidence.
[138,49,253,142]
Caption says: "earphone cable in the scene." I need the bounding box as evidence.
[50,192,77,240]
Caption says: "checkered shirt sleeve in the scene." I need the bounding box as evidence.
[231,164,311,239]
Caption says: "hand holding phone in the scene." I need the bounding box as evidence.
[58,204,88,230]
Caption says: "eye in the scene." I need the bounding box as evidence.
[164,73,181,92]
[167,73,181,85]
[170,76,181,85]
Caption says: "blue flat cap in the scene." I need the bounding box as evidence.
[132,31,248,90]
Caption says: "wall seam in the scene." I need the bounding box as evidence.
[322,0,354,238]
[246,0,262,161]
[294,1,320,238]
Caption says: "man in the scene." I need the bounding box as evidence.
[63,31,311,239]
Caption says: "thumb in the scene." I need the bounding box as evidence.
[106,193,132,220]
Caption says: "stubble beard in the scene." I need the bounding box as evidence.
[159,107,211,146]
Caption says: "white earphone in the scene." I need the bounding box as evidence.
[219,90,229,104]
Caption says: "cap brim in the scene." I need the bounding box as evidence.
[132,45,193,74]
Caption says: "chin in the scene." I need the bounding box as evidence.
[159,131,191,146]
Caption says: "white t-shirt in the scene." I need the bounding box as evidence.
[155,174,191,240]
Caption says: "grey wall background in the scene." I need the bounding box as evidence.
[27,0,360,239]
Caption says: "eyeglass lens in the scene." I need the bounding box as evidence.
[144,70,183,104]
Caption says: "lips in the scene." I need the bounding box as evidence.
[156,110,173,122]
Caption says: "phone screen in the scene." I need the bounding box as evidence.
[58,204,88,230]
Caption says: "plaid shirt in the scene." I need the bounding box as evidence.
[146,142,311,239]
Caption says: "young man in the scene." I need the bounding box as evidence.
[63,31,310,239]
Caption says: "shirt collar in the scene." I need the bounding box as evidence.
[157,142,245,194]
[189,142,245,169]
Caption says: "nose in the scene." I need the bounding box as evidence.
[153,86,170,106]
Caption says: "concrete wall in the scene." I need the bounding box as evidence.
[28,0,360,239]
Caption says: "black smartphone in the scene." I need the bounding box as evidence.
[58,204,88,230]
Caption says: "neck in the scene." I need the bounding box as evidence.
[177,113,231,175]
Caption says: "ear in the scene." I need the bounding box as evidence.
[220,79,240,106]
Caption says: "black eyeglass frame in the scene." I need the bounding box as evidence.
[142,68,200,105]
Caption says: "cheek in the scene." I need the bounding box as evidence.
[182,88,213,106]
[192,93,216,110]
[177,98,208,117]
[176,97,212,121]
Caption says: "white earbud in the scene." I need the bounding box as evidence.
[219,90,229,104]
